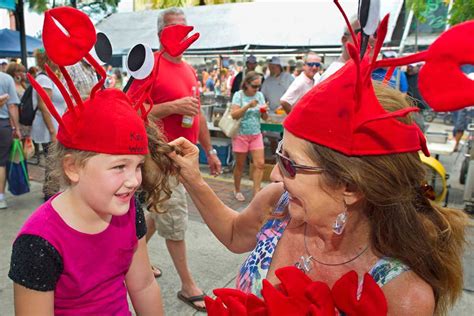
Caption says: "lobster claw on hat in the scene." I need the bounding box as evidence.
[418,20,474,112]
[160,24,200,57]
[42,6,96,66]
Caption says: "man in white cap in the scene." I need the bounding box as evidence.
[0,59,8,72]
[231,54,259,97]
[261,56,294,112]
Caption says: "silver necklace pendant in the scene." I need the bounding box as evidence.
[295,255,313,273]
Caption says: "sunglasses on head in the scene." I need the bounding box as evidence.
[305,62,321,68]
[344,28,377,39]
[250,84,261,89]
[275,141,325,177]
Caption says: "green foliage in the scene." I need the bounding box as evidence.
[23,0,120,14]
[449,0,474,25]
[407,0,474,26]
[405,0,426,23]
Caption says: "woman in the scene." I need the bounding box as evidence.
[6,62,27,99]
[112,69,123,89]
[166,10,471,306]
[170,82,467,315]
[231,71,268,201]
[31,48,67,200]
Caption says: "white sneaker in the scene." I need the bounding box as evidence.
[0,199,6,209]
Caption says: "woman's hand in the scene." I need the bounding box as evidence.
[247,99,258,108]
[167,137,203,184]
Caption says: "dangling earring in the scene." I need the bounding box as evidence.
[332,200,348,235]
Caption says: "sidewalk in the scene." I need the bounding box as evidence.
[0,160,473,315]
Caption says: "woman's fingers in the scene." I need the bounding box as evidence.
[169,137,194,153]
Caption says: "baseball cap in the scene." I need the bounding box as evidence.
[269,56,283,66]
[0,59,8,65]
[381,51,397,59]
[246,55,257,63]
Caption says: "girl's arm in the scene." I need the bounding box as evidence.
[168,137,285,253]
[14,284,54,316]
[125,237,164,315]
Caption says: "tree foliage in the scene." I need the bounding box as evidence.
[407,0,474,26]
[449,0,474,25]
[24,0,120,14]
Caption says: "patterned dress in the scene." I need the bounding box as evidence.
[236,192,410,296]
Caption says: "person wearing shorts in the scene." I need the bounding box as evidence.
[452,107,474,152]
[230,71,269,201]
[126,8,222,312]
[0,72,21,209]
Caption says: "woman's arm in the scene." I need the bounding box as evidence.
[231,101,253,120]
[14,284,54,316]
[125,237,164,315]
[168,137,284,253]
[36,88,57,142]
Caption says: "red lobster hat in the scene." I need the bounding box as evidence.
[284,0,474,157]
[28,7,148,155]
[125,23,200,110]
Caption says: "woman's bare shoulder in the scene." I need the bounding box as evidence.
[382,270,435,316]
[249,182,285,211]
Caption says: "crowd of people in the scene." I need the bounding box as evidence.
[0,4,472,316]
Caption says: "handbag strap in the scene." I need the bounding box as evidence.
[9,139,30,186]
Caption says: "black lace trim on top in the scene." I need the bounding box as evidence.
[8,234,63,292]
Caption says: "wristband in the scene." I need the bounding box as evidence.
[259,107,267,114]
[208,148,217,156]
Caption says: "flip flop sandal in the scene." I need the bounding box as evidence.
[177,291,207,312]
[151,265,162,278]
[234,191,245,202]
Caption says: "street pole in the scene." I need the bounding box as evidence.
[16,0,28,68]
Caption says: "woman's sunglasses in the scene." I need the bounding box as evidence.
[276,141,325,177]
[250,84,261,89]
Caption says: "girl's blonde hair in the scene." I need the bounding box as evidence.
[140,121,179,212]
[47,121,178,212]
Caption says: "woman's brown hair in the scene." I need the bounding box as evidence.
[303,82,467,315]
[6,62,25,78]
[241,71,262,91]
[34,48,58,71]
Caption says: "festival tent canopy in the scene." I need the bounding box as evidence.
[96,0,405,56]
[0,28,42,57]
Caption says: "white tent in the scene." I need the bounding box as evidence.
[96,1,405,56]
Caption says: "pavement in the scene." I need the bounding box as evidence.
[1,119,473,315]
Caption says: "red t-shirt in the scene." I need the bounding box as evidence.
[128,54,200,143]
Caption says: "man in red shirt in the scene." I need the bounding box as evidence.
[127,7,221,312]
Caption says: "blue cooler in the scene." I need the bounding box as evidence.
[197,137,233,166]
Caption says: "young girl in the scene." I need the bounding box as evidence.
[8,86,174,314]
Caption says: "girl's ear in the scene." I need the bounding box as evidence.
[63,154,80,183]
